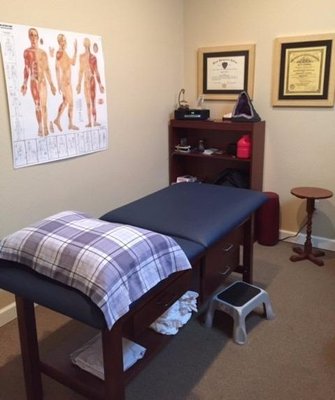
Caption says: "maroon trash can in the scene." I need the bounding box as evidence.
[255,192,280,246]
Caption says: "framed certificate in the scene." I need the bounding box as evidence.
[272,34,335,107]
[198,44,255,101]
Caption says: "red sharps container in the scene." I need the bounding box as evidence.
[237,135,251,159]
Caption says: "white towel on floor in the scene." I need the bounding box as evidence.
[70,335,146,380]
[150,290,199,335]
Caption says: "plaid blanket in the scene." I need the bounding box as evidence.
[0,211,191,329]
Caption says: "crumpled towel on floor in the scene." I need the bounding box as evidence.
[71,335,146,380]
[150,290,199,335]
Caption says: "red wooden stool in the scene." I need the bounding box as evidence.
[255,192,280,246]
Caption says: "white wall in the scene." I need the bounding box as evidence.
[0,0,184,311]
[184,0,335,240]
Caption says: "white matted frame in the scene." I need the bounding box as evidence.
[197,44,255,101]
[272,33,335,107]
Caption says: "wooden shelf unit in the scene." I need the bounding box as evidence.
[169,119,265,191]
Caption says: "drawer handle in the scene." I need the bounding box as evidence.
[219,265,232,276]
[222,243,234,252]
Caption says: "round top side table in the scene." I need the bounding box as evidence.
[290,186,333,266]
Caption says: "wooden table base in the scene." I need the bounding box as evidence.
[289,187,333,267]
[290,245,325,266]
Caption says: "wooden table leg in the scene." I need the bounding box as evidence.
[290,198,325,266]
[15,295,43,400]
[102,323,125,400]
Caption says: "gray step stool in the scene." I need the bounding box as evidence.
[205,281,275,345]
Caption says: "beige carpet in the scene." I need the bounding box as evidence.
[0,241,335,400]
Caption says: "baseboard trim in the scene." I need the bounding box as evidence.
[0,301,17,328]
[280,230,335,252]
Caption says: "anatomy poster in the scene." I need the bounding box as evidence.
[0,22,108,168]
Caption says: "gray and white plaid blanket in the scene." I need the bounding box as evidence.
[0,211,191,329]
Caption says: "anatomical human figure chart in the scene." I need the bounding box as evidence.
[0,22,108,168]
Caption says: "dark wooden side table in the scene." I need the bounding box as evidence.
[290,187,333,266]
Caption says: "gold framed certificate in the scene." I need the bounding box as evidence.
[272,34,335,107]
[198,44,255,101]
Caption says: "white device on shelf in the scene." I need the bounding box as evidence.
[175,144,191,153]
[176,175,197,183]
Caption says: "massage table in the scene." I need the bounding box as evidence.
[0,183,266,400]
